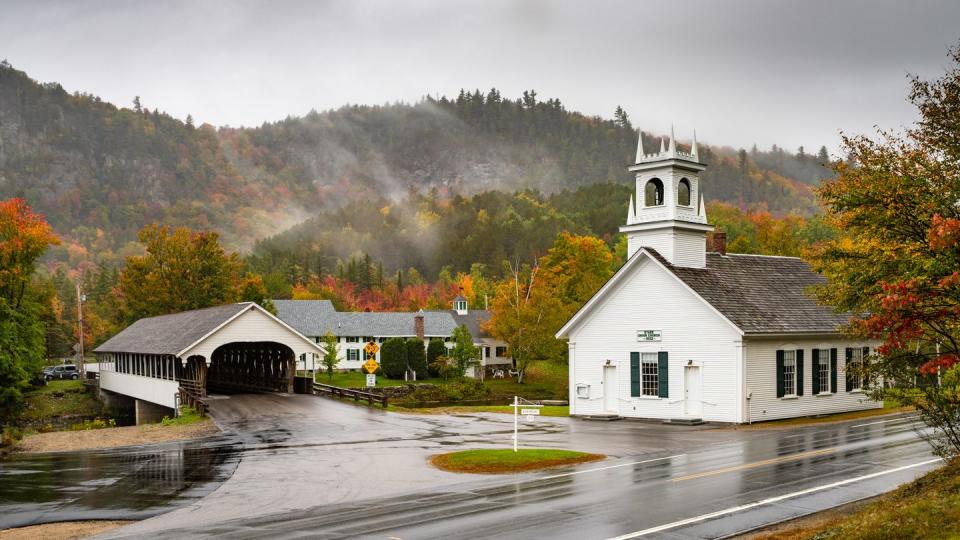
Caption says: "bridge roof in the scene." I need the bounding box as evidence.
[93,303,252,356]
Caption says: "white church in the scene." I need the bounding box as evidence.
[556,129,880,424]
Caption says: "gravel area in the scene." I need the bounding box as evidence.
[15,420,219,453]
[0,520,132,539]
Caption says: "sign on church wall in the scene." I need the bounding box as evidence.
[637,330,662,342]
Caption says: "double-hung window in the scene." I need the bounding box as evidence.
[641,352,659,397]
[782,350,797,396]
[346,349,360,361]
[817,348,831,394]
[346,336,360,343]
[847,347,864,391]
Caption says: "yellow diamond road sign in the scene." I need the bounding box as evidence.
[363,359,379,374]
[364,342,379,355]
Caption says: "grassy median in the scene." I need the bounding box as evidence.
[430,448,604,474]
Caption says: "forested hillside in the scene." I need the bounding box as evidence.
[0,61,832,274]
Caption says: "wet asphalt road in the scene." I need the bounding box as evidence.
[94,394,936,539]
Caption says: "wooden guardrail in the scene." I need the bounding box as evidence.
[178,379,208,416]
[313,383,388,408]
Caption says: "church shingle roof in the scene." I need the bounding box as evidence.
[646,249,849,334]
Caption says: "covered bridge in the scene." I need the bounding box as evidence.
[94,303,323,423]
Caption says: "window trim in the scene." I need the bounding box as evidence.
[640,352,659,397]
[782,350,797,398]
[816,348,832,394]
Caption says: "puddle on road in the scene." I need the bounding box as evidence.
[0,437,243,530]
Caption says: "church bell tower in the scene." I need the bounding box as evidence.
[621,126,714,268]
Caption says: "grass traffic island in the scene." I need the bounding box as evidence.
[430,448,604,474]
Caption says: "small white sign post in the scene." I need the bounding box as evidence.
[366,374,376,387]
[510,396,544,452]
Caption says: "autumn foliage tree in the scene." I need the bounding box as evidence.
[486,232,612,382]
[811,44,960,457]
[0,199,59,421]
[116,224,272,323]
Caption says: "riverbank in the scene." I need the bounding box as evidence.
[14,419,219,453]
[0,520,132,539]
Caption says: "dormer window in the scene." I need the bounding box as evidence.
[644,178,664,206]
[454,299,468,314]
[678,178,691,206]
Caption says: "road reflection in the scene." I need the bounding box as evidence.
[0,436,242,529]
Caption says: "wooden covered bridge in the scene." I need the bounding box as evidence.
[93,303,323,423]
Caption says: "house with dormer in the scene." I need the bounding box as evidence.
[556,128,880,423]
[274,296,511,377]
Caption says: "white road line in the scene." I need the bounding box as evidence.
[539,454,686,480]
[608,457,943,539]
[851,416,918,429]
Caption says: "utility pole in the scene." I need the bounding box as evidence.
[76,283,85,377]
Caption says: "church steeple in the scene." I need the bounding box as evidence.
[621,125,714,268]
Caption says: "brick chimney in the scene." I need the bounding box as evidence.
[712,231,727,255]
[414,311,425,340]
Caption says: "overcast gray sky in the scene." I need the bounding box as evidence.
[2,0,958,152]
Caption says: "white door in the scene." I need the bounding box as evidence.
[603,365,618,413]
[684,365,702,418]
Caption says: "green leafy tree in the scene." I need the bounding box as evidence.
[426,338,447,377]
[0,199,58,421]
[448,325,479,379]
[380,337,407,379]
[810,44,960,458]
[406,338,428,379]
[319,332,339,381]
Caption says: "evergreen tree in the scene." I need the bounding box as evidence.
[406,338,428,379]
[380,337,406,379]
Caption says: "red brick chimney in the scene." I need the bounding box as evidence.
[414,311,425,340]
[712,231,727,255]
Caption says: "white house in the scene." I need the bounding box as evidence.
[555,128,880,423]
[274,297,511,376]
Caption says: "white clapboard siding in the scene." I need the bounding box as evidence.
[183,308,319,362]
[568,256,741,422]
[101,371,179,409]
[744,337,882,422]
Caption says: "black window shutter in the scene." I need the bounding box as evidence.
[845,348,854,392]
[630,352,640,397]
[830,348,838,393]
[776,350,785,398]
[796,349,804,396]
[811,349,821,395]
[658,352,669,398]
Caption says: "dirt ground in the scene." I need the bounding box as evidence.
[15,420,219,453]
[0,521,132,539]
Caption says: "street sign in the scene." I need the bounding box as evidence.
[521,409,541,416]
[525,415,536,422]
[363,359,379,374]
[364,342,379,355]
[366,374,376,387]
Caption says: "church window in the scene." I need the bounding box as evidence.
[782,350,796,396]
[678,178,691,206]
[644,178,664,206]
[641,352,659,396]
[846,347,867,391]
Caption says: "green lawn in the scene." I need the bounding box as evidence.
[21,380,103,422]
[430,448,604,474]
[393,404,569,416]
[314,371,444,388]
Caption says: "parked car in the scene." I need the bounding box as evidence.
[43,364,79,381]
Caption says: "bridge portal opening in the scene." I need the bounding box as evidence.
[206,341,296,394]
